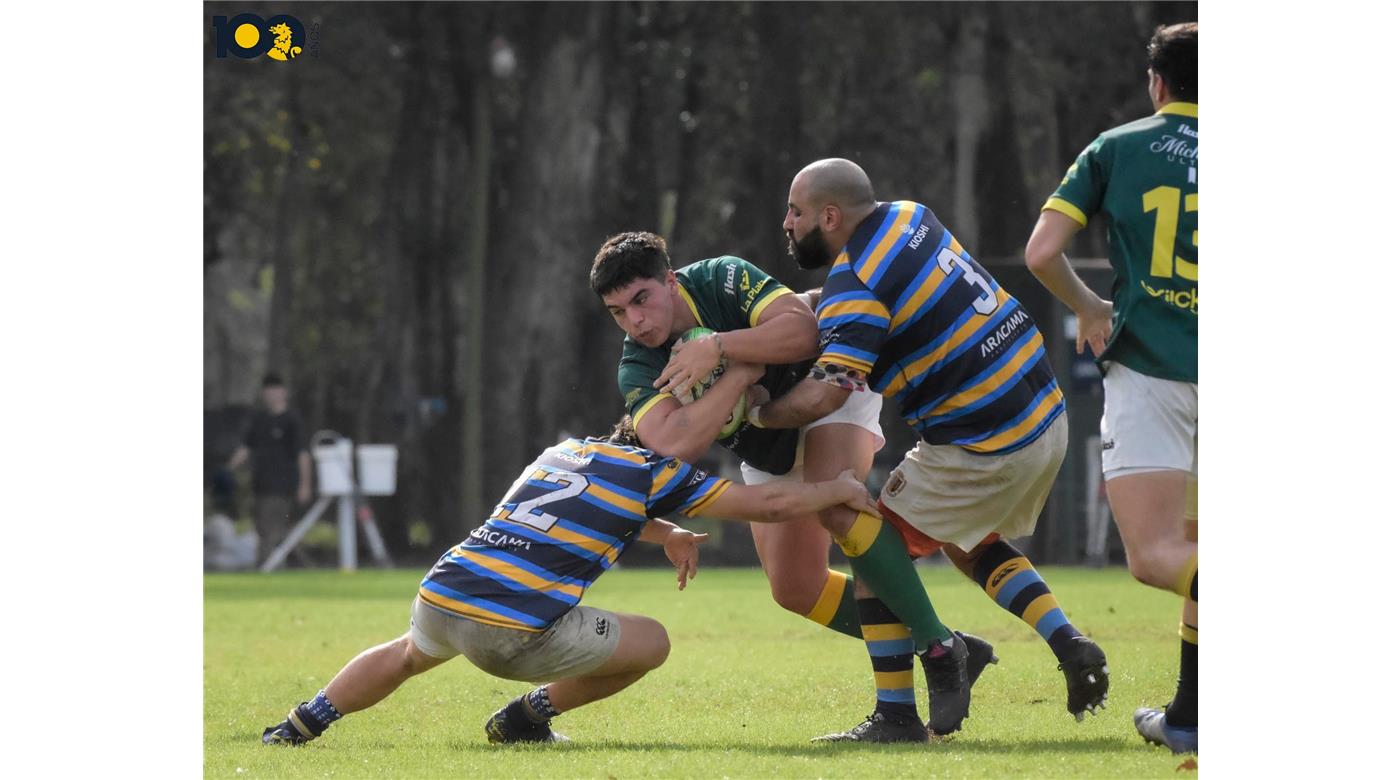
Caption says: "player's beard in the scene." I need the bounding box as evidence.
[788,226,834,270]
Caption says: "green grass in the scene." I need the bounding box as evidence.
[206,565,1194,778]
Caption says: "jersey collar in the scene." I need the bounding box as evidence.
[1156,102,1198,118]
[675,282,705,329]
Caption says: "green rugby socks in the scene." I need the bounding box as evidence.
[803,569,863,639]
[834,512,952,651]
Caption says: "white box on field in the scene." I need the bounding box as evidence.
[356,444,398,496]
[313,435,355,496]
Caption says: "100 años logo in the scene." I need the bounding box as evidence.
[213,14,307,60]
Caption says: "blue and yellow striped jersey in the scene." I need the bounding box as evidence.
[419,437,731,631]
[816,201,1065,455]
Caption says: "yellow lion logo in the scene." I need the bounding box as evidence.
[265,22,302,61]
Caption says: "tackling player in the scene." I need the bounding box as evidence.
[591,233,995,742]
[1023,22,1198,754]
[751,158,1110,739]
[261,413,879,746]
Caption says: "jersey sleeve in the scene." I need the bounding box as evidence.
[618,342,675,428]
[1043,135,1111,227]
[704,256,794,329]
[644,456,733,518]
[813,262,892,377]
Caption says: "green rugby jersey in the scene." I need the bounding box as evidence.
[617,256,809,475]
[1044,102,1198,383]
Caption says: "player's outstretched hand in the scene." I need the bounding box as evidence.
[835,469,879,516]
[1076,298,1114,357]
[663,529,710,591]
[655,334,724,395]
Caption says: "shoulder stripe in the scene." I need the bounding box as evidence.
[851,209,900,269]
[650,460,690,498]
[578,442,648,465]
[748,287,793,327]
[1042,197,1088,227]
[855,202,919,286]
[631,392,675,428]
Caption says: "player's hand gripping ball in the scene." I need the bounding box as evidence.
[672,327,748,439]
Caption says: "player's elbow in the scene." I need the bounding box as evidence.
[1024,236,1055,275]
[813,389,849,419]
[641,429,707,465]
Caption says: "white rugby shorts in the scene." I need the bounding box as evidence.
[1100,361,1198,479]
[740,388,884,484]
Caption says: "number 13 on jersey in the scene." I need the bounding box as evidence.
[1143,185,1198,281]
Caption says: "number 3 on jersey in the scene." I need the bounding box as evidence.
[503,472,590,532]
[937,247,998,315]
[1143,185,1198,281]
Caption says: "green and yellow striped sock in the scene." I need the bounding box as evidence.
[803,569,862,639]
[834,511,952,651]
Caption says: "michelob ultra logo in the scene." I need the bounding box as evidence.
[212,14,306,60]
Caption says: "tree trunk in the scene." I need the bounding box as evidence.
[950,9,990,249]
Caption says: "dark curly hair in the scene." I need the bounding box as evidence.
[606,414,641,448]
[590,231,672,298]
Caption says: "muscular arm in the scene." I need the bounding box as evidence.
[1025,210,1098,312]
[655,293,818,395]
[696,471,875,524]
[719,292,819,364]
[636,362,763,464]
[751,376,850,430]
[1025,210,1114,355]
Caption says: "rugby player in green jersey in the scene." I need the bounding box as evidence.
[591,232,995,742]
[262,416,879,746]
[1024,22,1198,754]
[751,158,1109,740]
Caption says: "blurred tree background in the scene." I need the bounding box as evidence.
[204,1,1197,564]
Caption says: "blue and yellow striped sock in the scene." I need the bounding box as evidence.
[858,597,919,721]
[972,541,1082,661]
[804,570,863,639]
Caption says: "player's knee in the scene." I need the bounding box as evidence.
[393,636,434,675]
[814,508,855,537]
[1125,550,1172,590]
[768,579,821,615]
[644,622,671,670]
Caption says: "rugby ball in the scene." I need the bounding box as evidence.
[673,327,748,439]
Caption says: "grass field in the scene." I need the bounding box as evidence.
[205,565,1194,778]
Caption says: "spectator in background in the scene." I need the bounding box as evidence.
[228,374,313,565]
